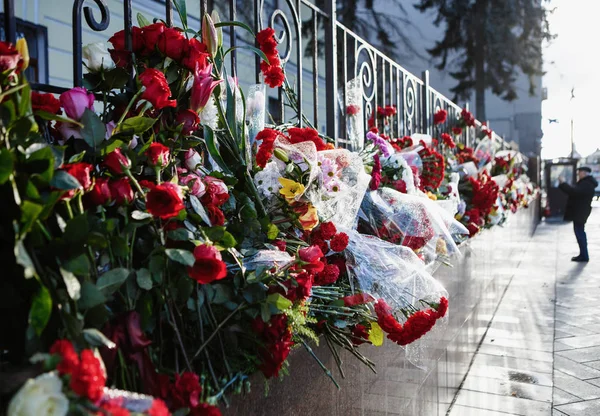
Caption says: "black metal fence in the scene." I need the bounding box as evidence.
[1,0,510,149]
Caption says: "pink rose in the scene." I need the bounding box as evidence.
[59,87,95,121]
[180,172,206,197]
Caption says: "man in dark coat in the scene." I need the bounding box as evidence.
[559,166,598,262]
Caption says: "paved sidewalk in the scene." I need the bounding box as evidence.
[447,203,599,415]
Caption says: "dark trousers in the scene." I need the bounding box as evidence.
[574,222,589,259]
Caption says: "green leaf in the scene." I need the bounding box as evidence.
[27,146,55,183]
[68,151,86,163]
[0,148,14,184]
[50,170,80,190]
[18,81,31,116]
[260,302,272,322]
[243,283,267,304]
[215,21,254,36]
[60,267,81,300]
[189,195,212,226]
[177,277,194,303]
[165,249,195,267]
[220,231,237,248]
[167,228,194,241]
[204,226,225,243]
[64,214,89,244]
[81,108,106,149]
[136,268,153,291]
[265,223,279,240]
[212,283,233,304]
[267,293,292,311]
[63,254,90,276]
[20,200,43,236]
[224,45,269,63]
[96,268,130,295]
[29,285,52,336]
[137,12,151,27]
[175,0,188,28]
[115,116,156,135]
[35,110,83,127]
[79,281,106,309]
[149,255,165,284]
[204,126,232,174]
[83,328,116,349]
[14,240,36,278]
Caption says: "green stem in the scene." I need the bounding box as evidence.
[115,87,145,128]
[300,338,340,389]
[65,200,74,219]
[192,301,247,360]
[36,220,52,241]
[125,170,145,196]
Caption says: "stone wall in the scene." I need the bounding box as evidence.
[222,201,540,415]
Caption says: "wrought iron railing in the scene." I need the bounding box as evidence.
[1,0,512,150]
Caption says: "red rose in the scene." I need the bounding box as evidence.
[49,339,80,376]
[181,38,209,72]
[273,240,287,251]
[87,177,112,206]
[146,182,185,219]
[148,399,171,416]
[205,204,225,226]
[157,27,187,61]
[109,177,135,205]
[329,232,349,252]
[104,148,131,174]
[141,23,165,55]
[200,176,229,207]
[139,179,156,191]
[298,245,324,274]
[0,41,21,72]
[314,263,340,286]
[187,244,228,284]
[318,222,337,241]
[146,142,171,168]
[108,26,144,67]
[433,109,447,125]
[263,65,285,88]
[170,372,201,409]
[139,68,176,110]
[343,293,375,307]
[32,91,61,114]
[60,162,93,199]
[176,109,200,135]
[70,349,106,401]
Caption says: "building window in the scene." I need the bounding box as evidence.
[0,15,49,84]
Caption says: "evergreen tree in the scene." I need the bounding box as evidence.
[414,0,553,120]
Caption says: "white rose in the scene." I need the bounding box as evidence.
[8,372,69,416]
[82,42,115,72]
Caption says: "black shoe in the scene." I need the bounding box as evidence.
[572,256,589,262]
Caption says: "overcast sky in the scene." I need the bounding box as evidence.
[542,0,600,159]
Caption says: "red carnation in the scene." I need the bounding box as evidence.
[273,240,287,251]
[436,297,449,318]
[104,148,131,175]
[330,232,349,252]
[187,244,228,284]
[49,339,80,376]
[370,153,382,191]
[310,237,330,255]
[314,263,340,286]
[440,133,455,148]
[318,222,337,241]
[32,91,61,114]
[139,68,176,110]
[252,314,293,378]
[146,182,185,219]
[433,109,447,125]
[452,126,463,136]
[351,324,371,345]
[148,399,171,416]
[70,349,106,401]
[288,127,326,151]
[170,372,202,409]
[255,128,280,168]
[263,65,285,89]
[146,142,171,168]
[109,177,135,205]
[97,403,130,416]
[346,105,361,116]
[190,403,222,416]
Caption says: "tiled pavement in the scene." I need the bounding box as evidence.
[447,203,600,416]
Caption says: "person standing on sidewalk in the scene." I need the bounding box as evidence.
[559,166,598,262]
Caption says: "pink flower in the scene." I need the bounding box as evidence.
[190,63,222,112]
[180,172,206,197]
[184,149,202,171]
[59,87,95,121]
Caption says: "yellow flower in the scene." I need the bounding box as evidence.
[368,322,384,346]
[296,203,319,231]
[426,191,438,201]
[278,177,305,204]
[16,38,29,70]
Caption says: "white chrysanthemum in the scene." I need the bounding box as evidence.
[199,97,219,130]
[254,161,283,198]
[8,372,69,416]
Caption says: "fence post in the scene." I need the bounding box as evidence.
[324,0,338,142]
[464,102,470,147]
[3,0,16,44]
[421,70,430,135]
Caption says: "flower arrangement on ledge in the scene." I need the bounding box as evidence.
[0,6,535,416]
